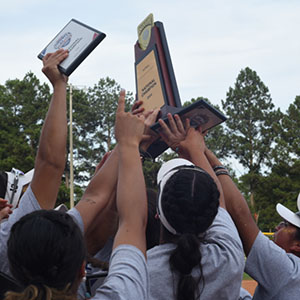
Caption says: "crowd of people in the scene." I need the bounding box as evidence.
[0,49,300,300]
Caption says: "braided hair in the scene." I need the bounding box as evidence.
[6,210,86,300]
[160,168,220,300]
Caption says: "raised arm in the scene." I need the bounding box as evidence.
[113,90,147,256]
[75,147,119,235]
[157,115,225,208]
[178,127,225,208]
[205,147,259,255]
[30,49,69,209]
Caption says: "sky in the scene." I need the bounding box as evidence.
[1,0,300,115]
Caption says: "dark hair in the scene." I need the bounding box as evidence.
[146,189,160,250]
[161,169,220,300]
[7,210,86,297]
[0,171,8,198]
[295,227,300,242]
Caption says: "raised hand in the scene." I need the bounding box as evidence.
[115,90,145,147]
[42,49,69,87]
[158,113,190,151]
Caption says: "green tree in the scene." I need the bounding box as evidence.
[254,160,300,231]
[70,77,134,181]
[273,96,300,163]
[222,67,282,209]
[0,72,50,172]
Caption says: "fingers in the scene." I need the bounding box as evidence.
[138,114,145,123]
[158,118,172,136]
[167,113,177,133]
[144,108,160,127]
[185,118,191,131]
[117,89,126,114]
[141,134,153,143]
[0,198,9,209]
[43,49,68,65]
[174,114,185,133]
[132,107,144,116]
[0,206,12,220]
[131,100,145,116]
[43,53,52,61]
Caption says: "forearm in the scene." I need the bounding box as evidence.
[117,144,147,227]
[76,146,119,233]
[30,81,67,209]
[180,145,225,208]
[205,148,259,255]
[85,193,118,255]
[114,143,147,254]
[36,82,67,169]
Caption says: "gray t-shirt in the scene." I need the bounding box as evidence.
[0,186,41,276]
[77,237,113,299]
[0,186,83,277]
[94,244,149,300]
[245,231,300,300]
[147,207,245,300]
[0,186,149,300]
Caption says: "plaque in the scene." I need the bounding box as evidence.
[135,49,165,112]
[151,99,227,133]
[38,19,106,76]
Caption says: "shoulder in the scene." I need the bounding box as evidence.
[246,232,300,298]
[147,244,175,269]
[205,207,243,249]
[67,207,84,234]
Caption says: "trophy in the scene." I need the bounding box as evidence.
[134,14,226,158]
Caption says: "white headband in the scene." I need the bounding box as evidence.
[156,158,207,235]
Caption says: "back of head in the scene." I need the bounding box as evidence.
[7,210,86,298]
[161,169,219,236]
[159,168,220,300]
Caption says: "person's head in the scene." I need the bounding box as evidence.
[274,194,300,256]
[156,158,220,300]
[157,158,220,239]
[6,210,86,299]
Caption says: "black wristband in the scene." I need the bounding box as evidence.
[213,165,227,171]
[215,170,231,177]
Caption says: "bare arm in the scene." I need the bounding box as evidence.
[205,147,259,255]
[178,127,225,208]
[79,101,159,254]
[76,147,119,235]
[30,49,68,209]
[113,90,147,256]
[157,115,225,208]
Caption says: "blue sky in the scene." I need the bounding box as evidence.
[1,0,300,114]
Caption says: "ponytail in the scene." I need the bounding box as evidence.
[169,234,204,300]
[5,284,75,300]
